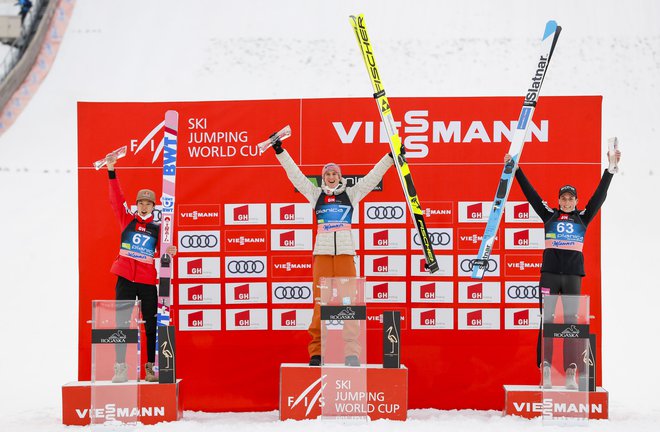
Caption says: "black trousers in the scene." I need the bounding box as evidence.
[115,276,158,363]
[537,272,583,370]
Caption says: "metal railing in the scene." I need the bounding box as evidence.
[0,0,51,82]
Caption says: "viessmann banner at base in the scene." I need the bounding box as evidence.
[77,96,603,412]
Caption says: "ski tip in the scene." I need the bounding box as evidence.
[165,110,179,123]
[543,20,558,40]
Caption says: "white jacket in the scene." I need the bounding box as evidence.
[276,150,394,255]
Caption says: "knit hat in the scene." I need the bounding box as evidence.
[136,189,156,204]
[322,162,342,178]
[558,185,577,198]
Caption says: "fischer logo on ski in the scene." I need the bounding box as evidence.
[350,14,438,273]
[471,20,562,280]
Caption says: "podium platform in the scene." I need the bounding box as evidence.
[280,363,408,421]
[61,380,183,425]
[503,385,609,419]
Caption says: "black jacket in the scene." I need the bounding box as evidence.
[514,167,613,276]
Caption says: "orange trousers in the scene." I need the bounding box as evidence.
[308,255,360,358]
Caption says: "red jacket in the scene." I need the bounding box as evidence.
[108,172,160,285]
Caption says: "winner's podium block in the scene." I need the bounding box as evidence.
[503,385,609,419]
[279,364,408,421]
[62,380,183,425]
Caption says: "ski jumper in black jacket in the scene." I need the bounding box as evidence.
[514,166,613,370]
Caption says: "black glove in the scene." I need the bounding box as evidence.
[388,145,406,159]
[270,132,284,154]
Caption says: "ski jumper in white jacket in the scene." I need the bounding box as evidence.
[276,150,394,358]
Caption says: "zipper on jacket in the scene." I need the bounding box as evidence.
[334,231,337,255]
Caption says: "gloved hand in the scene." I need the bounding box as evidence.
[270,132,284,154]
[388,145,406,159]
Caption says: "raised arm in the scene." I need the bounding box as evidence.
[268,137,321,204]
[506,154,554,223]
[347,154,394,204]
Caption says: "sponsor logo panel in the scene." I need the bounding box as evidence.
[410,308,454,329]
[410,228,453,251]
[178,283,221,305]
[178,204,221,226]
[410,281,453,303]
[504,308,541,329]
[272,309,314,330]
[224,203,267,225]
[366,306,408,330]
[505,228,545,250]
[504,281,539,303]
[224,282,268,304]
[421,201,453,224]
[270,229,313,251]
[272,255,313,278]
[458,282,501,303]
[224,256,267,278]
[271,203,313,224]
[505,254,544,277]
[224,229,267,252]
[177,257,221,279]
[225,309,269,330]
[365,281,407,303]
[364,202,407,224]
[458,308,500,330]
[271,282,314,304]
[179,309,221,331]
[457,227,500,251]
[458,201,493,223]
[177,230,220,253]
[364,255,407,277]
[458,254,500,277]
[504,201,543,223]
[411,254,453,277]
[364,229,407,250]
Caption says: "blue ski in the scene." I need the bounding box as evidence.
[471,21,562,279]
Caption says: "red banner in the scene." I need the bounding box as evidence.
[77,96,602,411]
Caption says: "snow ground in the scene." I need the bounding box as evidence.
[0,0,659,430]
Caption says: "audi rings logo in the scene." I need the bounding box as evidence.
[325,319,344,326]
[180,235,218,249]
[414,232,451,246]
[507,285,538,299]
[274,286,312,300]
[460,258,498,273]
[227,260,265,274]
[366,206,404,220]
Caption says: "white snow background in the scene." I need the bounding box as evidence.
[0,0,659,430]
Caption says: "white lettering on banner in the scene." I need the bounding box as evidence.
[75,405,165,419]
[187,145,260,158]
[513,401,603,414]
[332,114,549,157]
